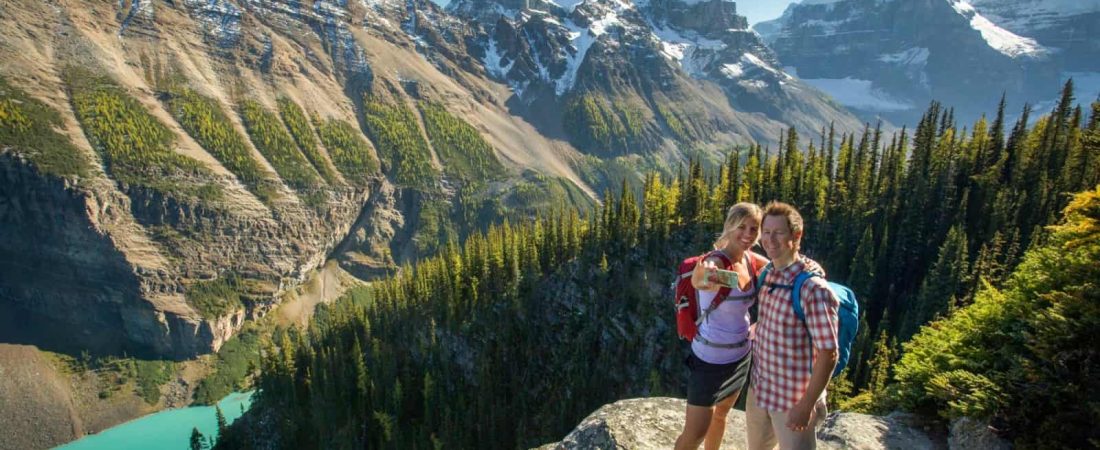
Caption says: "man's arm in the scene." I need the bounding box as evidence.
[786,280,840,431]
[786,348,836,431]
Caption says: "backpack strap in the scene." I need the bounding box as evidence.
[758,264,820,323]
[756,262,773,294]
[789,272,819,323]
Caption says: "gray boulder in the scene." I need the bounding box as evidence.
[534,397,954,450]
[949,417,1011,450]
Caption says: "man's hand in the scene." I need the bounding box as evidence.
[785,398,815,432]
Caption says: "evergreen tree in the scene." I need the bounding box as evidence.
[215,405,227,437]
[902,225,970,339]
[191,427,206,450]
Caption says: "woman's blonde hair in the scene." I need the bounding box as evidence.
[713,202,763,250]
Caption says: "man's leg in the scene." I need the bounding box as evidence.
[745,388,777,450]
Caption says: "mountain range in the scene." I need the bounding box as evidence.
[755,0,1100,124]
[0,0,866,361]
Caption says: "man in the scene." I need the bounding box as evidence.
[748,201,839,450]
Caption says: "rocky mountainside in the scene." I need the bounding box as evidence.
[755,0,1100,124]
[535,397,1010,450]
[446,0,865,153]
[0,0,865,362]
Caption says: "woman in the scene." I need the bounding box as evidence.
[675,202,769,450]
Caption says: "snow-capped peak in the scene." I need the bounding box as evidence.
[949,0,1051,59]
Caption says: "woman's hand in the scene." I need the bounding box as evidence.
[692,259,720,291]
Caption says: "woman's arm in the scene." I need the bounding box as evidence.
[691,256,725,291]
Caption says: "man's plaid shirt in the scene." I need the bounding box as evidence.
[751,257,839,412]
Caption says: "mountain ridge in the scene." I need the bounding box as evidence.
[755,0,1100,124]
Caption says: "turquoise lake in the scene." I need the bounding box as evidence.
[55,391,253,450]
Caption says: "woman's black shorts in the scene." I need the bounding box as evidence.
[685,351,752,407]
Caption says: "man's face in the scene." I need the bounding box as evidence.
[761,215,800,261]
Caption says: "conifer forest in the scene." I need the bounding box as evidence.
[214,82,1100,449]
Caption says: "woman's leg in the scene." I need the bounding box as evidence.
[675,404,713,450]
[703,392,738,450]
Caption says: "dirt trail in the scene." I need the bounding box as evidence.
[277,260,363,326]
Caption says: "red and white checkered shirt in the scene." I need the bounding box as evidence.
[751,257,839,412]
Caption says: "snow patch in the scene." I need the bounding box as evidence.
[554,1,635,96]
[675,0,736,6]
[546,0,586,13]
[718,53,793,82]
[967,0,1100,35]
[740,52,791,79]
[949,0,1050,59]
[738,79,767,90]
[482,38,514,78]
[803,77,913,112]
[651,24,726,76]
[720,63,743,78]
[878,47,929,66]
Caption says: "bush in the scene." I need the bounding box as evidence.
[194,325,263,405]
[314,118,380,187]
[165,88,279,204]
[891,187,1100,447]
[277,97,338,184]
[361,96,437,189]
[417,101,505,182]
[65,67,222,202]
[238,100,322,192]
[135,359,175,405]
[186,274,246,319]
[0,77,91,180]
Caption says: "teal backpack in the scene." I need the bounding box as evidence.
[757,264,859,377]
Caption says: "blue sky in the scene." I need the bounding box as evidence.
[736,0,799,25]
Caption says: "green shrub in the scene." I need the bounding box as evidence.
[361,96,437,189]
[134,359,175,405]
[417,102,505,182]
[277,98,339,184]
[0,77,91,180]
[65,68,222,202]
[238,100,322,192]
[562,94,645,155]
[186,274,246,319]
[891,187,1100,447]
[165,88,279,204]
[194,325,264,405]
[315,118,380,187]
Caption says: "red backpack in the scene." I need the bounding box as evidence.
[673,250,760,341]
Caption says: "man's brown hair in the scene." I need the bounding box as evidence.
[763,201,804,236]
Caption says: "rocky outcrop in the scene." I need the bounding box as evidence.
[535,397,1013,450]
[949,417,1011,450]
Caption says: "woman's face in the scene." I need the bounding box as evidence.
[728,216,761,252]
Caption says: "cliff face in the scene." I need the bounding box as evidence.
[0,0,621,360]
[0,149,370,358]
